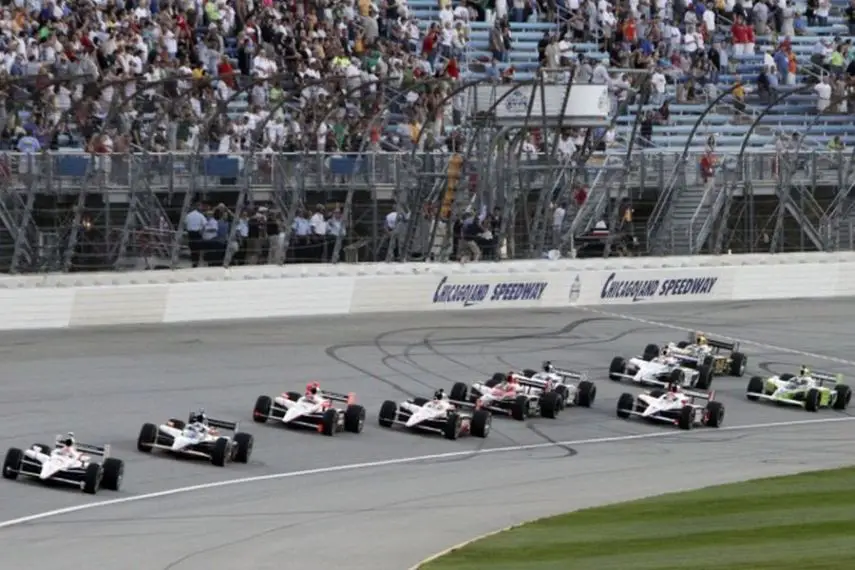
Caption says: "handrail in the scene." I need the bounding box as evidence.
[645,157,684,245]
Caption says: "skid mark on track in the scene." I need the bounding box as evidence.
[582,307,855,367]
[1,415,853,532]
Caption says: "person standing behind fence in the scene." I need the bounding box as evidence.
[184,203,206,267]
[16,128,40,180]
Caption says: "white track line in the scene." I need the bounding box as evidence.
[582,307,855,367]
[1,415,853,531]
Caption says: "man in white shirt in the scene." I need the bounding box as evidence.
[309,204,329,262]
[815,77,832,112]
[184,203,206,267]
[552,202,566,249]
[651,68,667,105]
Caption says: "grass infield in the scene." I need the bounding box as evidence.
[421,466,855,570]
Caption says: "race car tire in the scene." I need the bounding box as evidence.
[413,397,429,407]
[805,388,822,412]
[253,395,272,423]
[555,385,570,408]
[82,462,102,494]
[669,368,686,386]
[344,404,367,433]
[540,392,562,419]
[833,384,852,410]
[695,364,714,390]
[616,393,634,419]
[32,443,52,456]
[729,352,747,377]
[511,395,529,421]
[102,458,124,491]
[609,356,627,381]
[444,413,462,440]
[486,373,505,388]
[677,405,695,430]
[677,341,689,348]
[704,401,725,428]
[286,391,302,402]
[643,344,660,361]
[211,437,230,466]
[378,400,398,428]
[2,447,22,480]
[523,369,537,378]
[233,432,253,463]
[702,355,714,369]
[137,423,158,452]
[320,409,338,436]
[574,380,596,407]
[746,376,764,401]
[450,382,469,402]
[470,409,491,438]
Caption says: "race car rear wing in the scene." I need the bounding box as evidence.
[541,361,588,382]
[510,373,557,390]
[206,417,240,431]
[688,331,739,352]
[55,437,111,457]
[323,390,358,405]
[811,371,843,386]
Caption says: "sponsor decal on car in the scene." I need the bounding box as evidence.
[432,276,548,307]
[600,272,718,302]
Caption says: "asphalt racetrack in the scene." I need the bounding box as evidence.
[1,299,854,570]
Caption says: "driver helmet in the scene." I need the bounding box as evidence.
[61,432,75,447]
[506,372,517,385]
[668,382,680,393]
[661,345,670,356]
[306,382,320,396]
[190,409,207,424]
[542,361,554,372]
[697,334,707,346]
[800,366,810,377]
[433,388,445,401]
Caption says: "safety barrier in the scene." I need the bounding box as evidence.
[3,252,855,331]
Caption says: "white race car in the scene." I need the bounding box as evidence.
[616,385,724,430]
[253,388,366,436]
[609,348,713,390]
[378,386,491,439]
[452,373,563,420]
[137,413,253,467]
[2,434,124,494]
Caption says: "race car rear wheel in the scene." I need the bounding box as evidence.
[677,406,695,430]
[511,395,529,421]
[540,392,562,419]
[746,376,764,401]
[704,401,724,428]
[2,447,22,480]
[575,381,596,407]
[616,393,634,419]
[233,433,253,463]
[320,409,338,436]
[450,382,469,402]
[444,413,462,440]
[833,384,852,410]
[211,438,229,466]
[253,395,272,423]
[729,352,747,376]
[695,364,713,390]
[344,404,366,433]
[470,410,491,438]
[805,388,822,412]
[102,458,124,491]
[486,373,505,388]
[378,400,398,428]
[643,344,660,361]
[609,357,626,381]
[137,423,158,452]
[82,462,102,494]
[167,419,186,430]
[555,385,569,409]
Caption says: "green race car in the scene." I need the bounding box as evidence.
[746,367,852,411]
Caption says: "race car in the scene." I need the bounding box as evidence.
[451,373,564,420]
[378,386,491,440]
[615,383,724,430]
[746,367,852,411]
[609,349,713,390]
[666,331,747,377]
[137,409,253,466]
[478,362,596,410]
[252,383,366,436]
[2,432,124,494]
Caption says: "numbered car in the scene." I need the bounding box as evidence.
[616,385,724,430]
[454,374,564,420]
[378,387,491,440]
[253,384,366,436]
[137,410,253,467]
[746,367,852,411]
